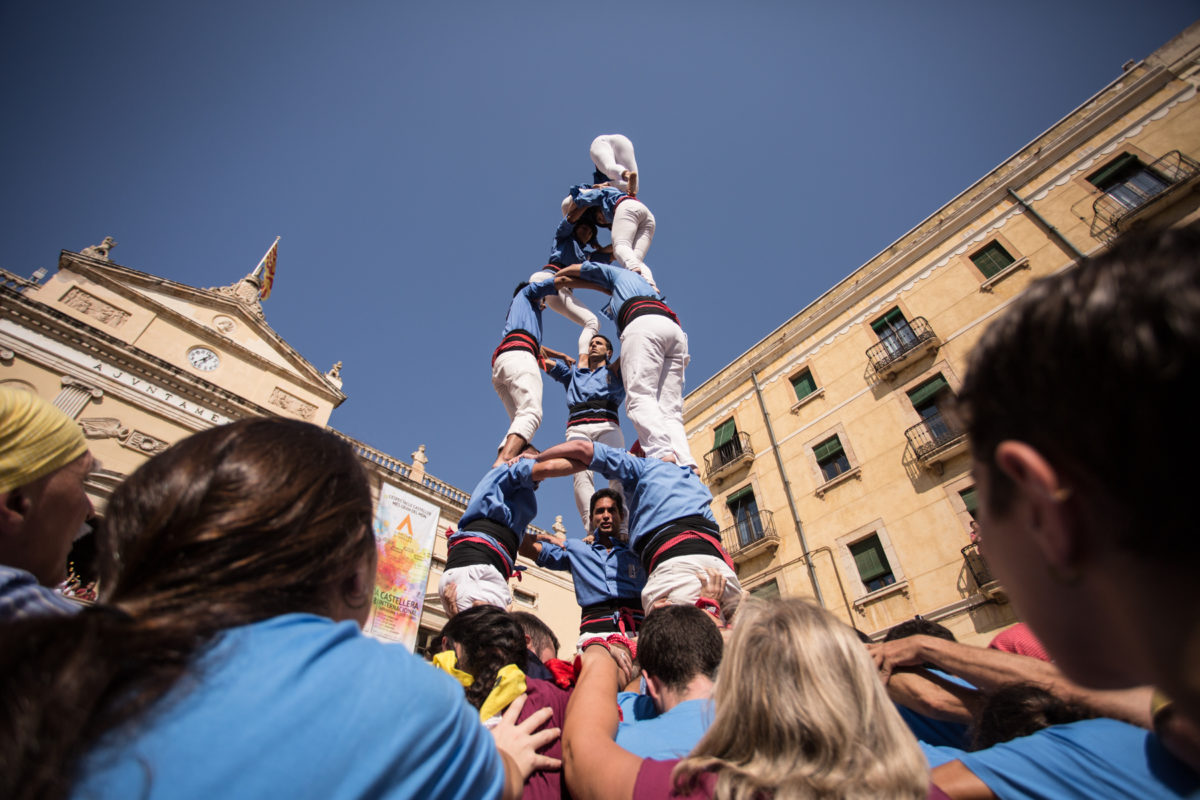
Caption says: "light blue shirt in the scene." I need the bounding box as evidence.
[546,361,626,409]
[943,718,1200,799]
[75,614,503,800]
[500,277,557,341]
[577,261,663,324]
[615,696,715,760]
[459,459,539,535]
[536,537,645,607]
[589,442,715,550]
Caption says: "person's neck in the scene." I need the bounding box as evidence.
[657,675,714,713]
[588,357,607,370]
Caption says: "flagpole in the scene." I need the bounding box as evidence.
[250,236,280,281]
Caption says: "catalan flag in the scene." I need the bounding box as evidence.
[255,237,279,300]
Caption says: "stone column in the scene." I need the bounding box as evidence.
[53,376,103,419]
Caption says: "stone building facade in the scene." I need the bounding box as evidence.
[0,250,579,657]
[681,23,1200,644]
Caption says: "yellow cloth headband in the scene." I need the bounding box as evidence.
[0,388,89,493]
[432,650,527,722]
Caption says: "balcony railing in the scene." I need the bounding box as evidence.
[704,431,754,480]
[866,317,938,377]
[1091,150,1200,241]
[904,411,967,463]
[962,541,1005,601]
[719,509,779,559]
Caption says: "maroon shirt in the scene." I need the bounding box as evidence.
[515,678,571,800]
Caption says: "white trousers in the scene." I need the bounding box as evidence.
[620,315,694,467]
[590,134,639,193]
[530,268,599,359]
[641,553,742,621]
[611,199,656,290]
[492,350,542,446]
[439,565,512,612]
[566,421,627,536]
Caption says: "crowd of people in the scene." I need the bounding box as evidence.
[0,136,1197,799]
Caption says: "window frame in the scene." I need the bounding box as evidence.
[836,520,906,600]
[803,424,862,496]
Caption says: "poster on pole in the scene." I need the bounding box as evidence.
[365,481,440,649]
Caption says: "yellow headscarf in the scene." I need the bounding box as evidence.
[0,388,89,493]
[432,650,528,722]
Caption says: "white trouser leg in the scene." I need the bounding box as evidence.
[611,200,657,288]
[658,331,693,468]
[439,565,513,612]
[491,350,543,446]
[589,134,638,193]
[641,554,742,619]
[621,315,688,463]
[531,269,600,359]
[566,422,626,534]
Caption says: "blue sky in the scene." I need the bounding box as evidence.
[2,2,1195,535]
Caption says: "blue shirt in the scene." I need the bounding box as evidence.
[501,277,558,341]
[535,537,645,607]
[615,696,715,760]
[589,443,715,550]
[897,669,975,750]
[945,718,1200,799]
[577,261,663,324]
[546,361,626,409]
[547,216,597,268]
[75,614,503,800]
[460,459,539,535]
[569,183,627,221]
[0,564,80,621]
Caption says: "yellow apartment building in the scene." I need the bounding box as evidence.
[0,250,579,657]
[683,23,1200,644]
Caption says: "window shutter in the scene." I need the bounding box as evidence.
[792,370,816,400]
[850,537,891,583]
[907,375,950,408]
[726,485,755,507]
[960,487,978,516]
[750,580,780,600]
[713,419,737,448]
[1088,153,1139,188]
[813,436,843,462]
[871,308,906,334]
[971,243,1015,278]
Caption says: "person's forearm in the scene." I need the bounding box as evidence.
[531,457,589,480]
[887,669,979,723]
[499,750,525,800]
[917,636,1065,692]
[537,440,594,466]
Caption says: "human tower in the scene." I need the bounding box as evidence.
[437,134,742,644]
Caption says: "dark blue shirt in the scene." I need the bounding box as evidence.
[536,537,646,607]
[589,443,715,550]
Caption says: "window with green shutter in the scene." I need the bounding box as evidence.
[791,369,817,401]
[970,242,1016,279]
[959,486,978,519]
[726,486,763,546]
[750,579,781,601]
[713,419,737,448]
[849,535,895,592]
[907,375,950,410]
[814,435,851,481]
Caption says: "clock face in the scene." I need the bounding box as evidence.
[187,347,221,372]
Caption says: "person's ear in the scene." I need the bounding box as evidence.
[644,672,664,706]
[994,441,1083,571]
[0,488,31,536]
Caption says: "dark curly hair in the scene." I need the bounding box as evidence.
[439,605,527,711]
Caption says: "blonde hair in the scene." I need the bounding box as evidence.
[674,599,928,800]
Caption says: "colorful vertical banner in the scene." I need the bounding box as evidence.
[365,481,440,649]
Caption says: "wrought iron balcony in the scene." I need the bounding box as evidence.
[865,317,939,378]
[904,411,968,470]
[704,431,754,481]
[1090,150,1200,242]
[962,542,1006,601]
[720,509,779,563]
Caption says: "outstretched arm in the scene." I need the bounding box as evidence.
[536,440,596,467]
[563,646,642,800]
[554,265,610,294]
